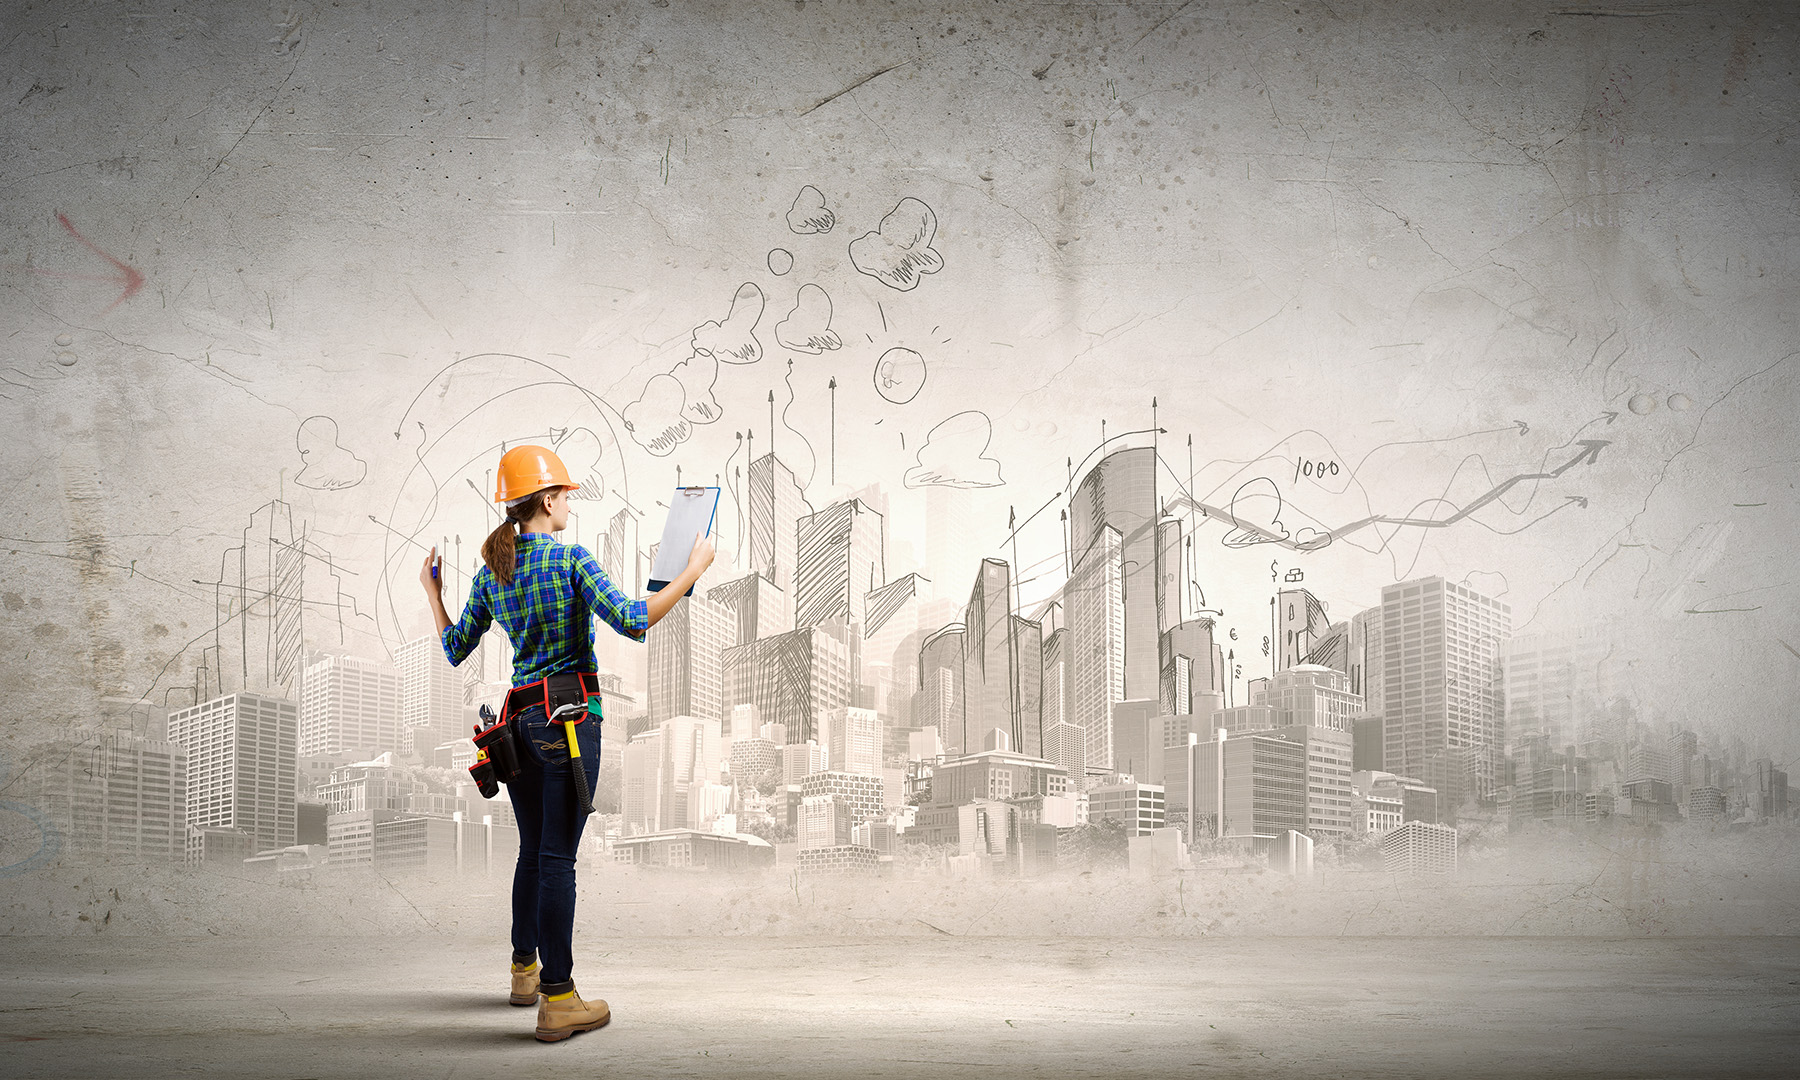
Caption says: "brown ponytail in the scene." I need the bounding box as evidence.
[481,489,553,586]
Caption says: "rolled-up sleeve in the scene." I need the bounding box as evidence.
[441,574,493,666]
[572,546,649,642]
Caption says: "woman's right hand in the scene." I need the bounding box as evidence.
[686,531,715,577]
[420,545,443,596]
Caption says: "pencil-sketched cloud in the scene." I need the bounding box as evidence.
[787,185,836,235]
[691,282,765,365]
[1220,478,1291,548]
[850,197,944,292]
[623,374,692,456]
[550,427,608,501]
[673,350,723,425]
[775,284,842,354]
[294,416,366,490]
[904,410,1004,489]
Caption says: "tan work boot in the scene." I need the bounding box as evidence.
[509,961,540,1006]
[535,985,610,1042]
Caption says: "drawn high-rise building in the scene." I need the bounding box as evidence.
[745,452,808,626]
[707,571,789,646]
[1160,618,1221,718]
[647,591,733,725]
[917,623,967,753]
[398,636,471,756]
[1349,607,1383,708]
[862,572,926,725]
[1068,446,1163,701]
[1067,524,1126,772]
[1276,588,1333,672]
[299,653,402,758]
[1156,518,1187,634]
[794,497,886,631]
[168,691,298,861]
[961,559,1046,759]
[1376,577,1511,819]
[721,624,852,746]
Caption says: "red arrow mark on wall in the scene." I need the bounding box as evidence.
[41,213,145,312]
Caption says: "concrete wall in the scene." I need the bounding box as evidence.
[2,2,1796,875]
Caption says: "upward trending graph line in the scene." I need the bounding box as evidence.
[1163,441,1609,553]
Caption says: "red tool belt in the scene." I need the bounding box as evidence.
[470,672,604,794]
[502,671,601,726]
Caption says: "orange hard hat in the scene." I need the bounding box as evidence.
[493,445,580,503]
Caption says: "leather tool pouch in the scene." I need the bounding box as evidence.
[541,672,597,725]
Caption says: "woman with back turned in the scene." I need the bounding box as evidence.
[420,444,714,1042]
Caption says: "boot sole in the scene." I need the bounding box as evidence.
[509,992,539,1006]
[535,1014,611,1042]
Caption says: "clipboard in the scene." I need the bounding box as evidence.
[647,486,721,597]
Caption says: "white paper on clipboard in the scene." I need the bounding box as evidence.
[647,486,720,595]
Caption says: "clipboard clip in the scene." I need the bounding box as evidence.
[681,486,708,495]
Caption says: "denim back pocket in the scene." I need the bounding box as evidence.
[525,713,574,765]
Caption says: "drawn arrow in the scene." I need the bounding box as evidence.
[828,376,838,485]
[1164,440,1610,553]
[33,213,146,313]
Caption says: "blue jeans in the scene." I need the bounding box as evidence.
[504,702,601,990]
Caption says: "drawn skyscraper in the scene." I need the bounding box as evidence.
[1276,587,1332,672]
[793,497,886,630]
[862,572,927,724]
[168,691,298,861]
[707,571,789,646]
[1160,617,1222,718]
[917,623,967,753]
[1067,524,1126,771]
[961,558,1046,760]
[1377,577,1511,819]
[746,452,808,626]
[721,624,852,745]
[299,653,402,758]
[1066,445,1165,772]
[647,590,733,725]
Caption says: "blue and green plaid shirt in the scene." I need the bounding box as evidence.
[441,533,647,687]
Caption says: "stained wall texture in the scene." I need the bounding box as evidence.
[1,1,1797,891]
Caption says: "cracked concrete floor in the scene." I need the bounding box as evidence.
[1,935,1795,1078]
